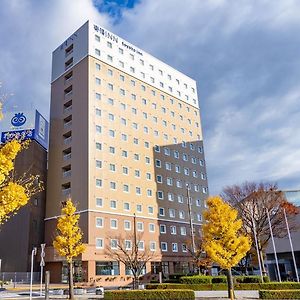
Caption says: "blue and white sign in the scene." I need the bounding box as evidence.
[0,110,49,150]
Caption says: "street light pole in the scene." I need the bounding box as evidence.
[283,208,299,282]
[186,184,196,255]
[40,244,46,296]
[266,208,281,282]
[30,247,37,300]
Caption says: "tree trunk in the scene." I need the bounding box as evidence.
[69,260,74,300]
[227,268,235,300]
[257,241,267,277]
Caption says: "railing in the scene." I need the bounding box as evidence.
[64,90,73,98]
[63,153,72,161]
[64,137,72,145]
[63,106,72,114]
[64,120,72,129]
[0,272,40,285]
[63,170,72,178]
[62,188,71,196]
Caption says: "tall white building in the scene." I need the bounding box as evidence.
[46,20,208,284]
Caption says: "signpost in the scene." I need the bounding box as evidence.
[40,244,46,296]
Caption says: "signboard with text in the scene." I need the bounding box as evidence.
[0,110,49,150]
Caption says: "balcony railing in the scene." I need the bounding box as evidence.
[63,153,72,161]
[64,137,72,145]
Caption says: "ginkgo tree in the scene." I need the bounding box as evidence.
[53,199,85,300]
[203,196,251,300]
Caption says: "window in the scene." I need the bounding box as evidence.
[148,206,154,214]
[119,60,124,68]
[95,35,100,42]
[110,200,117,209]
[107,55,113,62]
[130,66,135,73]
[119,74,125,81]
[149,223,155,232]
[122,167,128,175]
[137,222,144,232]
[108,113,114,121]
[145,157,150,164]
[109,130,115,137]
[169,208,175,218]
[136,204,142,212]
[107,69,113,76]
[124,202,130,211]
[131,80,136,86]
[146,173,151,180]
[96,179,102,187]
[199,160,204,166]
[138,241,144,251]
[154,145,160,152]
[95,78,101,85]
[111,239,118,249]
[182,244,187,252]
[120,88,125,96]
[110,219,118,229]
[96,238,103,249]
[124,220,131,230]
[121,134,127,141]
[166,177,173,186]
[122,150,128,158]
[179,211,185,219]
[107,41,112,48]
[167,193,174,201]
[121,118,127,125]
[134,154,140,161]
[136,187,141,195]
[135,169,140,178]
[172,243,178,252]
[160,224,166,233]
[107,83,113,90]
[170,226,176,235]
[96,197,103,207]
[191,157,197,164]
[196,199,201,206]
[95,48,100,56]
[184,168,189,176]
[157,191,164,200]
[183,153,188,161]
[123,184,129,193]
[96,93,101,100]
[164,148,170,155]
[96,160,102,169]
[119,48,124,54]
[144,141,149,148]
[96,108,101,116]
[109,146,115,154]
[156,175,162,183]
[198,146,203,153]
[96,217,103,228]
[165,162,172,171]
[197,214,202,222]
[161,242,168,252]
[133,138,139,145]
[174,151,179,159]
[180,227,187,236]
[96,261,119,275]
[110,181,116,190]
[155,159,161,168]
[203,187,208,194]
[175,165,180,173]
[108,98,114,105]
[147,189,152,197]
[150,242,156,251]
[159,208,165,216]
[125,240,132,250]
[193,171,197,178]
[95,63,101,70]
[178,195,184,203]
[131,93,136,100]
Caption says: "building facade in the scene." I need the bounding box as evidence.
[45,21,208,284]
[0,110,48,272]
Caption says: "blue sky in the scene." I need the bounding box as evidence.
[1,0,300,194]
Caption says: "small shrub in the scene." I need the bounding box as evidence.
[212,276,227,284]
[259,289,300,299]
[104,289,195,300]
[180,275,212,284]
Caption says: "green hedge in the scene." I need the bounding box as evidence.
[259,289,300,299]
[104,289,195,300]
[212,276,227,284]
[146,282,300,291]
[180,275,212,284]
[235,275,269,283]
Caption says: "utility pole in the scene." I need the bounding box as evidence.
[30,247,37,300]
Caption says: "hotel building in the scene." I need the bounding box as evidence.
[45,21,208,284]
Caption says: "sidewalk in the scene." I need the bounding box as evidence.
[195,290,259,299]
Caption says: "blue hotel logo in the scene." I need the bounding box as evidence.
[11,112,27,127]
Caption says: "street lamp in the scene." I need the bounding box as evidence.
[30,247,37,300]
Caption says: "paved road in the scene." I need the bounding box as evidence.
[195,290,259,299]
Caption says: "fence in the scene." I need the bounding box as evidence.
[0,272,41,284]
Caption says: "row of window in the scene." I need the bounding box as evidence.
[95,161,206,180]
[95,237,189,253]
[94,142,205,167]
[94,38,196,98]
[95,178,208,195]
[94,91,200,129]
[95,197,205,212]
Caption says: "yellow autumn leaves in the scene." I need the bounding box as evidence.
[53,199,85,263]
[203,196,251,269]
